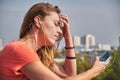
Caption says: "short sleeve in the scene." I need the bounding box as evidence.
[10,43,40,74]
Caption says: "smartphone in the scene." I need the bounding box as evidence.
[99,51,110,61]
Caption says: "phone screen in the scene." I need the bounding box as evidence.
[99,51,110,61]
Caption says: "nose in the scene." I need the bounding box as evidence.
[57,27,63,37]
[56,27,63,41]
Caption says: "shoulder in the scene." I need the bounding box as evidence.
[4,41,35,55]
[13,41,39,59]
[7,40,34,52]
[5,40,40,62]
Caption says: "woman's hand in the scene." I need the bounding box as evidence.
[91,56,110,76]
[59,14,71,39]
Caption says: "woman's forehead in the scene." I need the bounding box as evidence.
[45,12,60,21]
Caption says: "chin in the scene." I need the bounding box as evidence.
[46,40,56,46]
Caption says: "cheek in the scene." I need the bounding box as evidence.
[46,29,55,38]
[45,25,56,36]
[43,21,56,38]
[43,27,53,38]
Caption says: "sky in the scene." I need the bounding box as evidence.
[0,0,120,47]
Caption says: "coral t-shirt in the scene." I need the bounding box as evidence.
[0,41,40,80]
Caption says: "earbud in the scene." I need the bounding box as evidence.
[38,21,44,31]
[38,21,41,28]
[39,21,41,25]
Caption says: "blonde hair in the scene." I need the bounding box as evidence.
[19,3,61,67]
[37,46,55,67]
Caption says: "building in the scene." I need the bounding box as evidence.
[72,36,80,46]
[81,34,95,47]
[97,43,111,51]
[73,34,112,52]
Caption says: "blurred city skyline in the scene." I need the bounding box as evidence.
[0,0,120,47]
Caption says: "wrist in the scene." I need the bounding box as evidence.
[64,36,73,47]
[65,46,75,49]
[89,68,101,77]
[66,56,76,59]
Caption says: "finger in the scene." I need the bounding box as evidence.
[59,14,69,23]
[59,14,68,18]
[95,56,99,61]
[60,18,67,24]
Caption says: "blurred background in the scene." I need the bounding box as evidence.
[0,0,120,80]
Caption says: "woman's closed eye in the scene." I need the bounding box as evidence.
[54,20,64,30]
[54,20,61,26]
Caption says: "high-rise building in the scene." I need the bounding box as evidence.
[72,36,80,46]
[81,34,95,47]
[97,43,111,51]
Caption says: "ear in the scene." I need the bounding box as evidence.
[34,16,42,28]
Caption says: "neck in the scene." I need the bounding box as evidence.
[20,34,43,52]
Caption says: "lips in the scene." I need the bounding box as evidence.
[55,35,58,39]
[55,35,63,41]
[55,35,60,41]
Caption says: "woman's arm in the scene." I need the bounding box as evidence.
[64,31,77,76]
[21,61,63,80]
[66,57,109,80]
[59,14,76,76]
[21,56,109,80]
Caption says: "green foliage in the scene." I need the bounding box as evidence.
[83,54,91,69]
[76,53,91,73]
[54,48,66,58]
[76,50,120,80]
[92,50,120,80]
[54,50,61,58]
[76,56,85,73]
[58,49,120,79]
[61,48,66,55]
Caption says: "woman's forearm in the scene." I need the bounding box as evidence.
[65,68,99,80]
[64,31,77,75]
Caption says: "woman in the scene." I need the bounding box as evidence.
[0,3,109,80]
